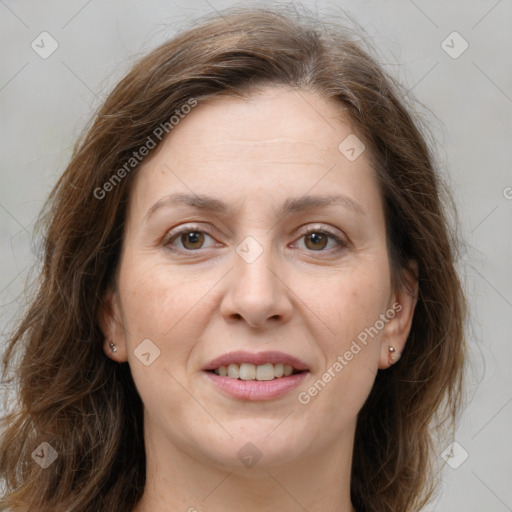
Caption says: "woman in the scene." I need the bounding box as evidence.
[0,5,466,512]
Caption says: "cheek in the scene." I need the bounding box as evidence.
[298,260,390,405]
[115,255,205,410]
[311,262,391,351]
[116,256,207,422]
[118,254,203,340]
[306,269,390,415]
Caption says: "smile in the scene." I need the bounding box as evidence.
[210,362,301,381]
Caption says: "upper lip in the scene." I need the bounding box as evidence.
[202,351,310,372]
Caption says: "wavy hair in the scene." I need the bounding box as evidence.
[0,4,467,511]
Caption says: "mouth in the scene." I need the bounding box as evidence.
[202,350,310,400]
[206,362,305,381]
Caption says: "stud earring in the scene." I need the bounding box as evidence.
[388,346,400,365]
[109,341,117,353]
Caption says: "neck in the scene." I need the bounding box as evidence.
[132,418,357,512]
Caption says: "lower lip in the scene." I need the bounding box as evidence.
[203,371,309,401]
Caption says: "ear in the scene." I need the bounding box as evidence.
[378,260,419,370]
[97,286,128,363]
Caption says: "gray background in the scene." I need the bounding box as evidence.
[1,1,511,510]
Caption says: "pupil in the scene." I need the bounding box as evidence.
[183,232,203,248]
[308,232,327,250]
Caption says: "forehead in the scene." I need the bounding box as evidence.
[163,87,354,161]
[127,86,383,224]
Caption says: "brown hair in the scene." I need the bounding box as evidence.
[0,4,466,511]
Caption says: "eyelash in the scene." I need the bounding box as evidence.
[163,224,348,255]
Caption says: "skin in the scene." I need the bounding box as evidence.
[99,86,417,512]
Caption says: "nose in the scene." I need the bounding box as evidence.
[220,237,293,329]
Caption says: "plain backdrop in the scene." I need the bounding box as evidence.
[1,1,511,510]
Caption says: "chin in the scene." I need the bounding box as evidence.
[195,425,311,471]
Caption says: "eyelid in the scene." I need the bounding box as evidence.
[292,225,349,250]
[295,223,346,240]
[162,223,215,246]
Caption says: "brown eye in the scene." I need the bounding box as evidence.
[294,227,348,255]
[165,226,217,252]
[180,231,205,250]
[304,232,328,251]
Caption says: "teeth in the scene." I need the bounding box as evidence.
[256,363,274,381]
[239,363,256,380]
[227,363,239,379]
[213,363,298,380]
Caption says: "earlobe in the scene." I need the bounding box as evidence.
[97,288,128,362]
[388,346,401,365]
[378,260,419,370]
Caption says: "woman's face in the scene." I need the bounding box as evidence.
[102,86,416,470]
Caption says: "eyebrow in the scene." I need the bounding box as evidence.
[144,192,365,221]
